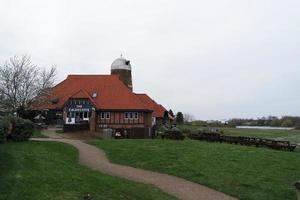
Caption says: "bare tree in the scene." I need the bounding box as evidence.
[183,113,195,123]
[0,55,57,114]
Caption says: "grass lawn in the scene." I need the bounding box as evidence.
[89,139,300,200]
[221,128,300,144]
[177,125,300,143]
[32,129,48,138]
[0,141,176,200]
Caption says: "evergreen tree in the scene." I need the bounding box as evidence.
[169,109,174,117]
[176,112,184,124]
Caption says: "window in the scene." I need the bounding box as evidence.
[134,112,138,119]
[100,112,110,119]
[69,112,72,118]
[125,112,129,119]
[83,112,88,118]
[124,112,139,119]
[92,92,97,98]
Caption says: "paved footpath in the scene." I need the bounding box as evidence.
[32,137,237,200]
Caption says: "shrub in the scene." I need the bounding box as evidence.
[0,116,11,143]
[0,116,34,142]
[158,125,168,133]
[179,126,191,134]
[0,123,7,143]
[164,130,185,140]
[158,125,168,137]
[10,118,33,142]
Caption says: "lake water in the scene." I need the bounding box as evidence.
[236,126,294,130]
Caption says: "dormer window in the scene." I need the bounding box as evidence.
[51,97,59,104]
[92,92,97,98]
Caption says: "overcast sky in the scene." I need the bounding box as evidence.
[0,0,299,120]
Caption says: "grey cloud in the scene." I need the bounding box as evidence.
[0,0,299,119]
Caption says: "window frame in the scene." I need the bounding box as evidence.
[124,112,139,119]
[134,112,139,119]
[100,112,110,119]
[124,112,129,119]
[83,111,88,118]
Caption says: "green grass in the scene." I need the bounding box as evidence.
[0,141,176,200]
[89,139,300,200]
[177,124,300,143]
[55,130,64,134]
[32,129,48,138]
[222,128,300,143]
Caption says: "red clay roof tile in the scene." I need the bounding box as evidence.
[135,94,167,118]
[36,75,154,111]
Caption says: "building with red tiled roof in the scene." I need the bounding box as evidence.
[135,94,168,125]
[35,56,168,137]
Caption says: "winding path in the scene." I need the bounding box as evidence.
[32,136,237,200]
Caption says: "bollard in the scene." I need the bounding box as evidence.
[295,181,300,200]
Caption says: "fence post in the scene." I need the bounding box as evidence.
[295,181,300,200]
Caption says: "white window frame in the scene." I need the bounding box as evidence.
[134,112,139,119]
[83,111,88,118]
[124,112,139,119]
[124,112,129,119]
[100,112,110,119]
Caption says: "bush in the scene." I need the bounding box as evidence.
[157,125,168,137]
[0,116,33,143]
[179,126,191,134]
[163,130,185,140]
[10,118,33,142]
[295,126,300,130]
[160,127,185,140]
[0,123,7,143]
[0,116,11,143]
[158,125,168,133]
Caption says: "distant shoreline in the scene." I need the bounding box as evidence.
[236,126,294,130]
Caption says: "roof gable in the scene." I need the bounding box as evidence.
[136,94,167,118]
[70,89,91,99]
[38,75,151,110]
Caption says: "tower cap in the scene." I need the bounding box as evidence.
[111,56,131,70]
